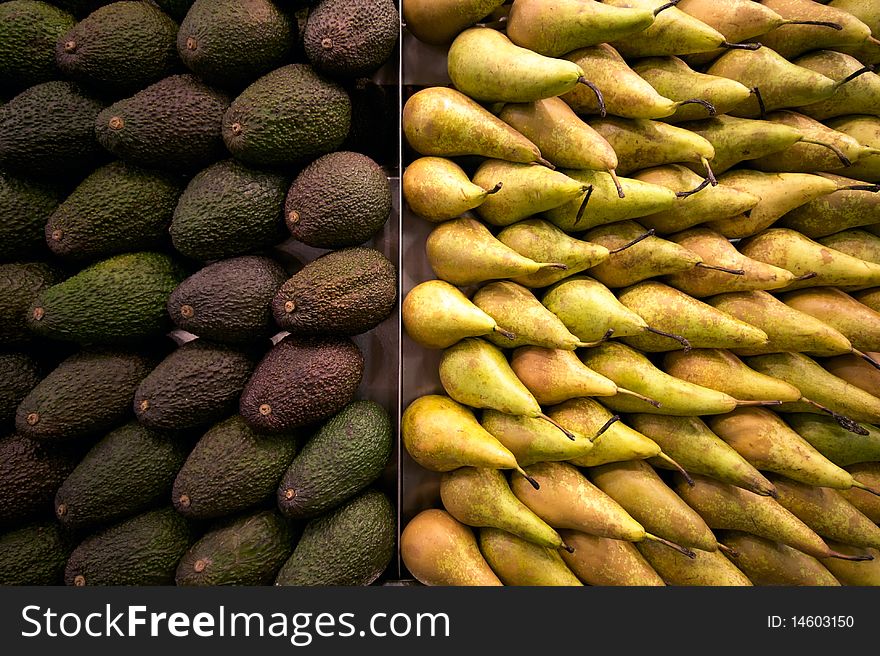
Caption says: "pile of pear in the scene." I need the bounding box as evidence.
[399,0,880,587]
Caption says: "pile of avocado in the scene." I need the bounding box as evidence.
[0,0,400,587]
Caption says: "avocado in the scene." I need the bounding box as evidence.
[0,522,72,585]
[170,160,288,261]
[240,335,364,433]
[0,262,60,345]
[222,63,351,166]
[0,171,64,261]
[134,339,256,430]
[0,0,76,92]
[46,161,184,261]
[15,349,155,441]
[167,256,287,344]
[272,247,397,336]
[303,0,399,78]
[0,80,106,176]
[96,74,231,173]
[275,488,394,586]
[176,510,295,586]
[64,507,192,586]
[277,400,391,519]
[28,252,185,345]
[285,151,391,248]
[172,415,298,520]
[178,0,292,89]
[0,352,42,428]
[56,0,179,94]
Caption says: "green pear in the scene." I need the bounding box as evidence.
[497,219,610,288]
[617,281,770,352]
[440,467,564,549]
[560,530,665,586]
[478,527,582,586]
[634,166,761,235]
[781,175,880,238]
[782,287,880,352]
[402,280,515,349]
[472,160,590,226]
[544,170,677,232]
[753,0,872,59]
[400,509,503,586]
[506,0,656,57]
[403,87,546,164]
[718,531,841,586]
[636,540,752,586]
[836,35,880,67]
[797,50,880,120]
[826,115,880,182]
[820,542,880,586]
[426,217,567,287]
[828,0,880,34]
[856,286,880,312]
[480,410,594,468]
[589,460,719,552]
[665,227,797,297]
[402,0,507,46]
[823,350,880,397]
[402,157,503,222]
[786,413,880,466]
[840,462,880,524]
[820,229,880,264]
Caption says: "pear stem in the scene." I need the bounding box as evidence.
[609,169,625,199]
[734,399,783,407]
[835,65,876,90]
[700,156,718,186]
[854,349,880,371]
[828,550,874,562]
[717,543,739,558]
[695,262,745,275]
[594,414,620,439]
[493,325,516,341]
[793,271,818,281]
[616,387,662,408]
[653,0,681,16]
[484,182,503,195]
[677,98,717,117]
[852,479,880,498]
[578,77,606,118]
[721,41,762,50]
[839,184,880,193]
[610,229,655,254]
[561,542,575,554]
[645,326,691,351]
[536,157,556,170]
[576,328,615,348]
[676,177,712,198]
[657,452,694,486]
[645,533,696,559]
[781,20,842,30]
[573,184,594,227]
[799,397,869,436]
[751,86,766,120]
[539,413,577,441]
[800,139,852,167]
[517,467,541,491]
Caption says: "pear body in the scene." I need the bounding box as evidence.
[510,347,618,405]
[605,0,729,57]
[678,0,790,42]
[719,531,840,586]
[782,287,880,352]
[402,0,507,46]
[403,157,497,222]
[828,0,880,34]
[797,50,880,120]
[856,287,880,312]
[560,530,665,586]
[480,410,593,468]
[820,229,880,265]
[782,175,880,238]
[754,0,873,59]
[827,115,880,182]
[637,540,752,586]
[785,413,880,467]
[840,462,880,523]
[821,543,880,585]
[823,351,880,397]
[478,528,582,586]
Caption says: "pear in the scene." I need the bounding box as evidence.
[636,540,752,586]
[797,50,880,120]
[497,219,610,288]
[472,160,590,227]
[402,157,502,222]
[544,170,677,232]
[588,117,717,178]
[781,287,880,352]
[632,56,752,123]
[616,281,770,352]
[820,543,880,586]
[402,87,546,164]
[633,165,760,235]
[401,395,534,479]
[628,414,777,497]
[826,115,880,183]
[820,229,880,264]
[706,171,839,239]
[739,228,880,289]
[402,0,507,46]
[785,413,880,467]
[754,0,873,59]
[478,527,582,586]
[823,351,880,397]
[717,531,841,586]
[400,509,503,586]
[828,0,880,34]
[782,176,880,238]
[506,0,655,57]
[856,287,880,312]
[402,280,514,349]
[560,530,665,586]
[426,217,567,287]
[498,97,619,173]
[589,460,719,552]
[480,410,594,468]
[840,463,880,524]
[665,227,797,297]
[837,35,880,67]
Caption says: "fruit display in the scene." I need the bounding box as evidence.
[400,0,880,587]
[0,0,399,587]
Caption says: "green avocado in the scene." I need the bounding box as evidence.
[0,0,76,92]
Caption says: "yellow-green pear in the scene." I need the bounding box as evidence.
[827,114,880,182]
[402,0,507,46]
[781,175,880,238]
[836,35,880,67]
[782,287,880,352]
[828,0,879,34]
[560,530,666,586]
[753,0,872,59]
[718,531,841,586]
[820,229,880,264]
[786,413,880,466]
[478,527,582,586]
[797,50,880,120]
[402,157,502,222]
[856,286,880,312]
[637,540,752,586]
[840,462,880,523]
[820,543,880,585]
[823,350,880,397]
[480,410,594,468]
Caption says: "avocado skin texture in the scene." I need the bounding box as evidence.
[304,0,399,78]
[15,349,156,441]
[134,339,257,431]
[172,415,298,520]
[0,433,81,527]
[275,488,395,586]
[0,172,64,261]
[278,400,391,519]
[56,1,179,94]
[223,63,351,166]
[55,421,189,531]
[285,151,391,248]
[64,507,192,586]
[240,335,364,432]
[272,247,397,336]
[178,0,292,89]
[96,74,231,173]
[176,510,295,586]
[170,160,288,261]
[0,352,42,428]
[0,81,106,177]
[167,256,287,344]
[0,522,72,585]
[0,262,60,345]
[46,161,184,261]
[0,1,75,92]
[28,252,186,345]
